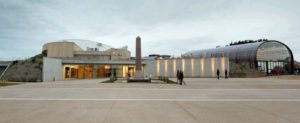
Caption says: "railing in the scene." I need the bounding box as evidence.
[0,63,11,80]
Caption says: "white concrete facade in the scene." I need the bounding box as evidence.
[43,57,63,82]
[42,57,230,82]
[144,57,230,78]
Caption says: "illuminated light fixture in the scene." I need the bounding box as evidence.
[104,65,110,69]
[221,57,225,77]
[173,59,177,77]
[164,59,168,76]
[201,58,204,77]
[182,58,185,73]
[211,57,215,77]
[191,58,194,77]
[122,66,126,77]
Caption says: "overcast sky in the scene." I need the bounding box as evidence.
[0,0,300,61]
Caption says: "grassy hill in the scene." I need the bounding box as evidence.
[2,54,43,82]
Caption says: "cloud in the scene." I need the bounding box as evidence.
[0,0,300,61]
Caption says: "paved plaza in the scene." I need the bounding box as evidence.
[0,77,300,123]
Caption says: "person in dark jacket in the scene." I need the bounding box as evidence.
[182,71,186,85]
[225,69,228,79]
[179,71,185,85]
[217,69,220,80]
[179,70,182,85]
[176,70,180,84]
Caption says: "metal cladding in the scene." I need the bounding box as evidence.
[183,40,294,74]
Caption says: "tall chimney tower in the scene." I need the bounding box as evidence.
[134,36,143,78]
[128,36,150,82]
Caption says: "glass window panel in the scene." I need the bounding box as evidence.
[257,42,291,61]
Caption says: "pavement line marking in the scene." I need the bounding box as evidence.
[0,98,300,101]
[24,83,300,85]
[1,88,300,91]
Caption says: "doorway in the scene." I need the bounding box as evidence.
[128,67,135,77]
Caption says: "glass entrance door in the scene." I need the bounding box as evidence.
[128,67,135,77]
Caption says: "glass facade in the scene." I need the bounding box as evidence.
[257,42,291,61]
[257,42,293,74]
[63,64,139,79]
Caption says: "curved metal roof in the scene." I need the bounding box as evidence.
[183,40,294,74]
[184,41,263,61]
[183,40,293,62]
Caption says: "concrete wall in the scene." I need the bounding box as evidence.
[43,42,131,61]
[144,60,156,77]
[42,57,229,81]
[43,57,63,82]
[144,57,230,78]
[106,48,131,60]
[43,42,77,58]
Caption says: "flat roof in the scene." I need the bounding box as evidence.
[62,59,146,65]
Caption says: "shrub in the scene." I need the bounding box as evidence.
[12,60,18,65]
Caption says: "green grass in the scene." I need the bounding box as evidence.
[154,77,178,84]
[0,82,20,87]
[101,79,115,83]
[164,79,177,84]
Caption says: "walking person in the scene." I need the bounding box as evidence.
[179,70,183,85]
[225,69,228,79]
[180,71,186,85]
[176,70,180,84]
[217,69,220,80]
[276,68,280,79]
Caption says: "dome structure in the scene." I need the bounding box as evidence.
[62,39,113,52]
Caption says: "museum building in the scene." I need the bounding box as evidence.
[42,39,230,82]
[42,39,140,81]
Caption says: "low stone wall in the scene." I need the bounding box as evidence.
[230,72,267,78]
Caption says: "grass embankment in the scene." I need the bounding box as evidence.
[101,79,116,83]
[164,79,177,84]
[157,76,177,84]
[3,53,43,82]
[0,81,20,87]
[101,77,177,84]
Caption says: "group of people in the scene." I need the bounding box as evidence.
[176,70,186,85]
[176,69,229,83]
[216,69,229,80]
